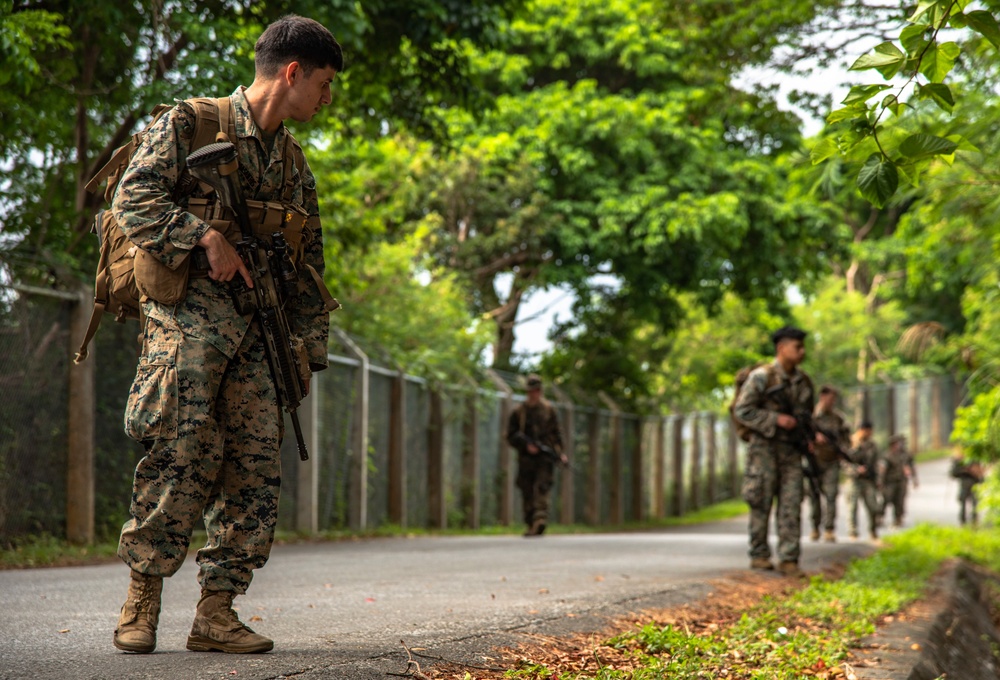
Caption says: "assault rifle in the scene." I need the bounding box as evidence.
[763,383,823,500]
[524,437,568,467]
[186,141,310,461]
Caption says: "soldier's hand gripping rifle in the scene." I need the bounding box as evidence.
[186,141,310,461]
[524,437,569,467]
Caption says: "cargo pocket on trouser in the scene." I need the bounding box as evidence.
[124,321,179,441]
[741,469,764,507]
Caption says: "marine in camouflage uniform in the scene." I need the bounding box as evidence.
[506,374,566,537]
[111,16,342,655]
[733,326,816,576]
[879,434,917,527]
[846,422,881,540]
[949,452,984,526]
[808,386,851,543]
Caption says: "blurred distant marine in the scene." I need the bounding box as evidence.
[950,450,984,526]
[507,374,567,537]
[846,422,881,541]
[808,386,852,543]
[880,434,917,527]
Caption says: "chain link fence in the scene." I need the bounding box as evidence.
[0,285,965,546]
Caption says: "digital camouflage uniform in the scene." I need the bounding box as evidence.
[507,400,564,532]
[846,438,881,538]
[733,361,815,565]
[808,407,851,535]
[950,457,983,525]
[113,86,330,594]
[880,439,915,527]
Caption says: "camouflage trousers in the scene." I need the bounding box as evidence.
[742,442,803,563]
[880,478,908,526]
[846,478,879,535]
[806,460,841,532]
[516,454,555,526]
[958,482,979,525]
[119,315,282,594]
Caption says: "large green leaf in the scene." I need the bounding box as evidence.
[966,10,1000,49]
[900,23,930,54]
[915,82,955,112]
[841,84,892,106]
[918,41,961,83]
[857,153,899,208]
[850,41,906,79]
[899,133,958,159]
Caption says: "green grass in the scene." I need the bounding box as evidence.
[518,524,1000,679]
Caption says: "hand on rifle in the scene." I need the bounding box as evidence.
[776,414,797,430]
[197,228,253,287]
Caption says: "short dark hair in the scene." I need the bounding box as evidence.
[771,326,807,346]
[255,15,343,78]
[859,420,873,430]
[819,385,838,396]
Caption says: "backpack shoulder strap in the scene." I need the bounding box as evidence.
[85,103,174,195]
[187,96,235,150]
[281,133,306,203]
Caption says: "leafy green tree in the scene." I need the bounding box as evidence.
[416,0,846,375]
[819,0,1000,207]
[0,0,521,286]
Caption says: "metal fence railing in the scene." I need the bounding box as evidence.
[0,285,964,545]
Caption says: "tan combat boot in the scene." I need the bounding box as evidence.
[778,561,804,578]
[750,557,774,571]
[186,590,273,653]
[113,570,163,653]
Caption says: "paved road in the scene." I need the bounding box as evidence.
[0,458,962,679]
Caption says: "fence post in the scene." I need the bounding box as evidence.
[549,384,575,525]
[631,417,644,522]
[689,414,701,511]
[931,378,943,449]
[295,376,320,534]
[461,380,480,529]
[427,388,446,528]
[67,288,95,545]
[886,383,896,440]
[705,413,717,504]
[587,408,601,525]
[909,379,920,455]
[486,370,514,526]
[653,417,666,519]
[388,368,407,527]
[671,416,684,516]
[599,392,622,524]
[332,329,369,531]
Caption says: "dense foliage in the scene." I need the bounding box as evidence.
[2,1,1000,470]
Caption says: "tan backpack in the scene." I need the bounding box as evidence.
[75,97,240,362]
[728,362,779,442]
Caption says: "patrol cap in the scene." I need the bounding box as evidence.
[889,434,906,444]
[525,374,543,390]
[771,326,807,346]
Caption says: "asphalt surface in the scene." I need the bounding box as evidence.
[0,457,962,679]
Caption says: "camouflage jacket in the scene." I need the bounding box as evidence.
[507,400,564,456]
[733,361,815,446]
[848,439,880,480]
[812,407,851,464]
[112,86,330,371]
[882,446,915,482]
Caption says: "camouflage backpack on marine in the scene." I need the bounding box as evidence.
[73,96,306,363]
[728,362,780,442]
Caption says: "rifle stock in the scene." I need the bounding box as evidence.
[187,141,310,461]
